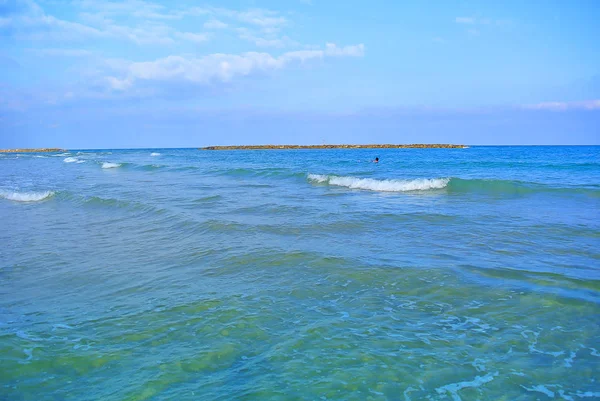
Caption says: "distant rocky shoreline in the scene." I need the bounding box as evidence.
[0,148,64,153]
[200,144,467,150]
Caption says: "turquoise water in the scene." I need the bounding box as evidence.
[1,146,599,400]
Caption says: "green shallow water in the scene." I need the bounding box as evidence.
[1,147,599,400]
[3,263,599,400]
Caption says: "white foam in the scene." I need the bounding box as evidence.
[151,152,161,156]
[472,358,487,372]
[0,190,54,202]
[564,350,577,367]
[63,157,79,163]
[523,330,565,357]
[403,386,416,401]
[521,385,555,398]
[16,330,43,341]
[576,391,600,398]
[307,174,450,192]
[23,348,33,361]
[51,323,73,331]
[559,390,575,401]
[102,162,121,169]
[436,372,498,401]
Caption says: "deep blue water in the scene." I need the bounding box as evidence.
[1,146,599,400]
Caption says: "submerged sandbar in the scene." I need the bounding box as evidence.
[200,144,467,150]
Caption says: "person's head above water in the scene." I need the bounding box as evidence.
[374,157,379,163]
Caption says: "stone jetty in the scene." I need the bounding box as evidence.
[0,148,65,153]
[200,144,466,150]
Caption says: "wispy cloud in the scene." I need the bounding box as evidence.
[236,27,297,48]
[175,32,210,43]
[73,0,179,20]
[523,100,600,111]
[1,1,367,106]
[3,3,177,44]
[204,19,227,29]
[234,9,287,31]
[3,1,296,47]
[105,43,365,91]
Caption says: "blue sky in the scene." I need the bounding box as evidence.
[0,0,599,148]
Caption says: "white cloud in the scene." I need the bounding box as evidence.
[235,9,287,30]
[324,43,364,57]
[106,43,365,90]
[524,100,600,111]
[175,32,210,43]
[204,19,227,29]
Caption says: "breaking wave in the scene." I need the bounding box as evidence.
[307,174,450,192]
[102,162,121,169]
[0,190,54,202]
[308,174,600,196]
[151,152,161,156]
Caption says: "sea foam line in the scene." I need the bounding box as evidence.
[0,190,54,202]
[307,174,450,192]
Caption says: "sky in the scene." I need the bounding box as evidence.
[0,0,599,148]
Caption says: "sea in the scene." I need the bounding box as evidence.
[1,146,599,400]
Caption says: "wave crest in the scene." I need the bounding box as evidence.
[308,174,450,192]
[102,162,121,169]
[0,190,54,202]
[308,175,600,196]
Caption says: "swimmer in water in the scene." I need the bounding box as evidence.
[374,157,379,163]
